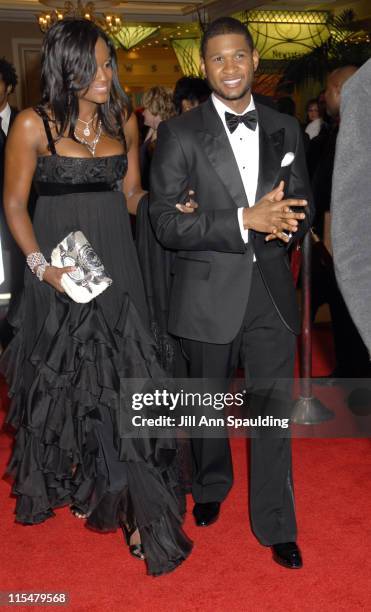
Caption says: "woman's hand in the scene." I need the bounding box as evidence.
[42,265,76,292]
[175,190,199,214]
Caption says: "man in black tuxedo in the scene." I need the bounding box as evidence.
[0,57,22,348]
[150,17,313,569]
[0,57,18,233]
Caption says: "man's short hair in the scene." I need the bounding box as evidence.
[0,57,18,92]
[200,17,254,59]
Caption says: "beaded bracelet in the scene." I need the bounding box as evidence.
[26,252,50,281]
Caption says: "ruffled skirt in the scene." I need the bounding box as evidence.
[1,281,192,576]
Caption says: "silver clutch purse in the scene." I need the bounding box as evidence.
[51,231,112,303]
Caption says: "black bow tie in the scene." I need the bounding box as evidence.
[225,110,258,134]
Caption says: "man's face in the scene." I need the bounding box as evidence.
[324,74,340,117]
[0,74,11,111]
[201,33,259,105]
[181,99,199,113]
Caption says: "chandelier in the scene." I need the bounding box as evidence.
[37,0,123,35]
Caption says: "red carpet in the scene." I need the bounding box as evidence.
[1,325,371,611]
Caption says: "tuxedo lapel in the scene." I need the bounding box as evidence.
[197,99,248,209]
[255,104,285,203]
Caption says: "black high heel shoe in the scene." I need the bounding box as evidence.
[122,525,145,561]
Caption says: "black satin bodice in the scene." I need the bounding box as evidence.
[32,105,128,196]
[34,154,128,196]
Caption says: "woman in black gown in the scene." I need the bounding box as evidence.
[1,18,192,576]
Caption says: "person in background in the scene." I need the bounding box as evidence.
[306,98,320,123]
[310,65,370,378]
[311,67,357,239]
[173,76,211,115]
[317,89,332,125]
[304,98,323,140]
[275,96,296,117]
[331,59,371,356]
[0,57,18,172]
[0,57,23,350]
[136,85,190,375]
[140,86,175,190]
[276,95,310,153]
[306,92,331,178]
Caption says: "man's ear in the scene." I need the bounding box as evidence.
[6,85,12,96]
[200,59,206,79]
[252,48,259,73]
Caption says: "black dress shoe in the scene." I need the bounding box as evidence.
[193,502,220,526]
[272,542,303,569]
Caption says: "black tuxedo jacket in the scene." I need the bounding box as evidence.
[0,107,18,199]
[149,98,314,344]
[0,107,18,247]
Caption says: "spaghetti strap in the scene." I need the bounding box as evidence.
[34,106,57,155]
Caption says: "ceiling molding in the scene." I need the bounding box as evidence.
[0,0,369,24]
[0,0,204,22]
[206,0,266,20]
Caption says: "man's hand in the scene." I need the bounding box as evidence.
[243,181,307,243]
[175,190,199,214]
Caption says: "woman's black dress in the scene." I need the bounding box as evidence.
[1,111,192,576]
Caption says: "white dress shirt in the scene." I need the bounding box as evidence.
[0,103,11,135]
[211,93,259,244]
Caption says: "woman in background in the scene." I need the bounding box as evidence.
[304,97,323,140]
[1,18,191,577]
[140,86,175,190]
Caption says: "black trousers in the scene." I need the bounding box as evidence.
[181,265,297,545]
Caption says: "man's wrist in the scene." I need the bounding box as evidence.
[242,207,251,230]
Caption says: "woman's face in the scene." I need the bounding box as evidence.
[143,107,161,130]
[79,37,113,105]
[307,102,320,122]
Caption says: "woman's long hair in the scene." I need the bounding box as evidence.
[40,18,131,144]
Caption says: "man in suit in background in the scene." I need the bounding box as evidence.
[331,59,371,355]
[0,57,18,232]
[0,57,22,349]
[311,66,357,239]
[310,65,371,379]
[150,17,313,569]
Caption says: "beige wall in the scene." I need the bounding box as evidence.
[117,46,183,105]
[0,20,183,109]
[118,46,182,89]
[0,20,40,59]
[0,20,42,109]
